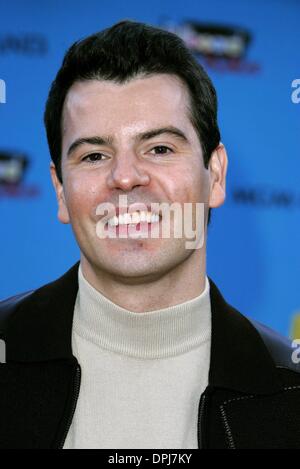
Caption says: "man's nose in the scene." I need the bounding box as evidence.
[106,152,150,191]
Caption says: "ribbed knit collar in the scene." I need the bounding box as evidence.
[72,263,211,359]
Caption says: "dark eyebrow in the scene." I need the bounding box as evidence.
[67,136,113,158]
[67,126,190,158]
[136,126,189,144]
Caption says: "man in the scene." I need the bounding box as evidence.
[0,20,300,450]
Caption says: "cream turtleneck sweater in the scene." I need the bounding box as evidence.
[63,264,211,449]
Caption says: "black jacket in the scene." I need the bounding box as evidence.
[0,261,300,449]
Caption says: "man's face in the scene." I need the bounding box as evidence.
[51,74,224,281]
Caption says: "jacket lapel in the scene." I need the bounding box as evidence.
[202,279,290,448]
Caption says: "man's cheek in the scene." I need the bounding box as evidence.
[66,192,90,224]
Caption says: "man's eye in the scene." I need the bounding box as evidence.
[150,146,173,155]
[82,153,106,163]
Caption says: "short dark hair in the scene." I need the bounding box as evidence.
[44,19,221,225]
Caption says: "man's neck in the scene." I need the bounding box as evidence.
[80,248,207,313]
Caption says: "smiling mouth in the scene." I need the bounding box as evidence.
[103,210,162,239]
[106,210,160,227]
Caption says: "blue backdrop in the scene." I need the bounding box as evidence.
[0,0,299,338]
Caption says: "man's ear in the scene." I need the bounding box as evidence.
[50,162,70,224]
[208,143,228,208]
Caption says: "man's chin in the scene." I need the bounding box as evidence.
[90,255,171,284]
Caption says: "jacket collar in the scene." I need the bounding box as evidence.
[208,278,281,394]
[7,261,282,395]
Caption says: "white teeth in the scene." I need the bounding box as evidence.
[118,214,125,225]
[123,213,131,224]
[151,213,159,223]
[108,216,119,227]
[131,212,140,224]
[107,211,160,226]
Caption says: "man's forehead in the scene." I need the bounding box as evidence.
[63,74,191,119]
[61,75,197,147]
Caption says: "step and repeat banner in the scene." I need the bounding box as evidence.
[0,0,299,337]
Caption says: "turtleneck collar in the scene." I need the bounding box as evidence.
[72,263,211,359]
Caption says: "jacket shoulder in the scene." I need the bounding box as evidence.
[250,318,300,374]
[0,291,35,337]
[0,261,80,343]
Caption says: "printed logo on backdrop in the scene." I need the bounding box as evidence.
[160,19,260,74]
[231,185,300,209]
[0,33,48,56]
[0,151,40,198]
